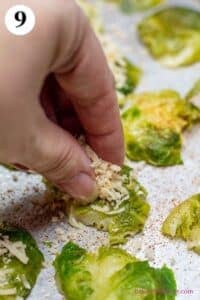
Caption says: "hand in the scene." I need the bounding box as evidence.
[0,0,124,203]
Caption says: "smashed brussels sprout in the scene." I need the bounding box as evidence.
[107,0,163,13]
[0,225,44,299]
[116,59,141,107]
[138,7,200,67]
[162,194,200,255]
[77,0,141,105]
[122,90,200,166]
[69,166,150,245]
[54,242,177,300]
[186,79,200,101]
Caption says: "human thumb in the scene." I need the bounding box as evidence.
[26,118,97,204]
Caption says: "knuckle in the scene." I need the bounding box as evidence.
[25,125,77,184]
[37,145,75,184]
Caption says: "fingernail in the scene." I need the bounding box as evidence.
[62,173,98,205]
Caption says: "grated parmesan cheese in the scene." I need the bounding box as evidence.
[0,236,28,265]
[0,269,13,286]
[79,137,129,207]
[90,204,125,215]
[0,287,17,295]
[0,247,8,256]
[68,206,88,229]
[21,274,31,290]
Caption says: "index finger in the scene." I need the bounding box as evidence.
[55,6,124,165]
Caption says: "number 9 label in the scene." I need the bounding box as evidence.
[5,5,35,36]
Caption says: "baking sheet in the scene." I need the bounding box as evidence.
[0,0,200,299]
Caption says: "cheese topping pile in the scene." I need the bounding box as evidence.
[79,138,129,207]
[0,234,28,264]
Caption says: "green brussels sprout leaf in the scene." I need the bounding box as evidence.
[122,90,200,166]
[54,242,177,300]
[186,79,200,101]
[0,224,44,299]
[107,0,164,13]
[68,166,150,245]
[117,59,142,107]
[162,194,200,255]
[138,7,200,67]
